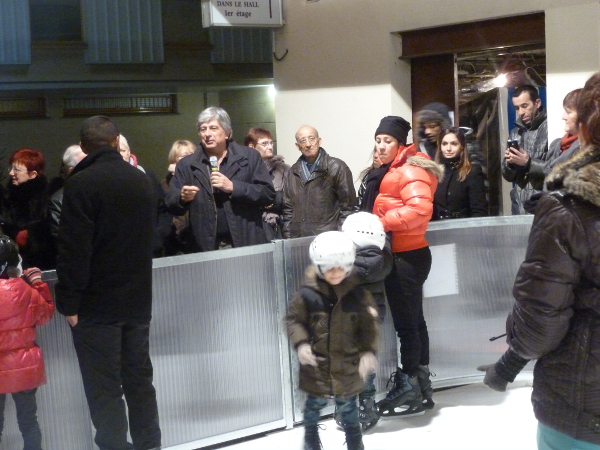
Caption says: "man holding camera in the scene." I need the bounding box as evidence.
[502,84,548,215]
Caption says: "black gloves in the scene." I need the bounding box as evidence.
[477,348,530,392]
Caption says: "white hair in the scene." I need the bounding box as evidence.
[119,134,130,152]
[62,145,85,169]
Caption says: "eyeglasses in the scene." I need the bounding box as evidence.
[7,166,26,173]
[297,136,318,145]
[257,140,274,147]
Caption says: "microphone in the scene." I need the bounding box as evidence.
[209,156,219,172]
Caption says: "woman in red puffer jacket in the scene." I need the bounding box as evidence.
[0,235,54,449]
[370,116,443,419]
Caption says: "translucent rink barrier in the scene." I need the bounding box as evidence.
[0,215,533,449]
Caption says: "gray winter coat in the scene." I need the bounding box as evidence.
[506,144,600,444]
[502,108,548,214]
[542,136,581,181]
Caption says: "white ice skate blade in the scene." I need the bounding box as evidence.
[379,406,426,419]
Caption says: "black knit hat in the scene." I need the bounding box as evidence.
[374,116,412,145]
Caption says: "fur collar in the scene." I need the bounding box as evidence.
[391,144,444,182]
[406,155,445,182]
[546,144,600,207]
[302,265,359,299]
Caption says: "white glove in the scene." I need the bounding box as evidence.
[359,352,378,381]
[297,343,318,367]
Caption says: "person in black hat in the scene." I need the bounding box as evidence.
[370,115,444,419]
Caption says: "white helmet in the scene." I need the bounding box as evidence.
[342,212,386,250]
[309,231,356,278]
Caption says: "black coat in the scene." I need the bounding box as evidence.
[164,141,275,252]
[351,240,393,321]
[0,176,55,270]
[506,144,600,443]
[433,159,487,219]
[55,147,155,322]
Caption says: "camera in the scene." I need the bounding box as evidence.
[507,139,519,150]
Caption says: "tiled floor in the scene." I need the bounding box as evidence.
[219,380,537,450]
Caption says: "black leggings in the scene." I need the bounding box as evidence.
[384,246,432,376]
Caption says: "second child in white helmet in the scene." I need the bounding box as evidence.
[339,212,393,433]
[286,231,379,450]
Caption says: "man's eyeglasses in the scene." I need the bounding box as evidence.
[257,140,274,147]
[297,136,318,145]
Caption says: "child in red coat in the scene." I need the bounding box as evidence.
[0,235,54,449]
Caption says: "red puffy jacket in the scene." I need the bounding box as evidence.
[373,144,443,253]
[0,278,54,394]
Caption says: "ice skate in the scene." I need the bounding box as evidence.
[376,369,425,418]
[416,364,435,409]
[358,395,380,433]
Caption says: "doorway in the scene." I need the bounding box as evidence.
[400,13,546,216]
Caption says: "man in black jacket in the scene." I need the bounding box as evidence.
[165,106,275,251]
[55,116,161,450]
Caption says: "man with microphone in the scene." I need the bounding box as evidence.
[165,106,275,251]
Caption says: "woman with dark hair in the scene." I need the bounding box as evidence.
[371,116,444,418]
[477,71,600,449]
[433,127,487,219]
[244,127,289,240]
[0,148,54,269]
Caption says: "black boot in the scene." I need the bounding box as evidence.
[376,369,424,418]
[416,365,435,409]
[344,423,364,450]
[304,425,323,450]
[358,395,379,434]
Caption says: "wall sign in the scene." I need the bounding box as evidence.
[201,0,283,27]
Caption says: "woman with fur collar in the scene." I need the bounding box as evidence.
[1,148,54,270]
[478,71,600,449]
[371,116,444,418]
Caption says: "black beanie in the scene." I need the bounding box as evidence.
[374,116,412,145]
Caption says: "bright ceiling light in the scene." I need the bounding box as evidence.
[492,73,508,87]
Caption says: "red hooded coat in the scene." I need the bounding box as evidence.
[0,278,54,394]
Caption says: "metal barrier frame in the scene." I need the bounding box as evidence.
[0,216,534,449]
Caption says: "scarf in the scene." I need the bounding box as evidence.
[561,133,578,153]
[359,163,390,213]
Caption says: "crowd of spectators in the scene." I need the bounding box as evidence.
[0,83,584,266]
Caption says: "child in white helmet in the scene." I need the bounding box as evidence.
[286,231,379,450]
[0,235,54,449]
[340,212,393,433]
